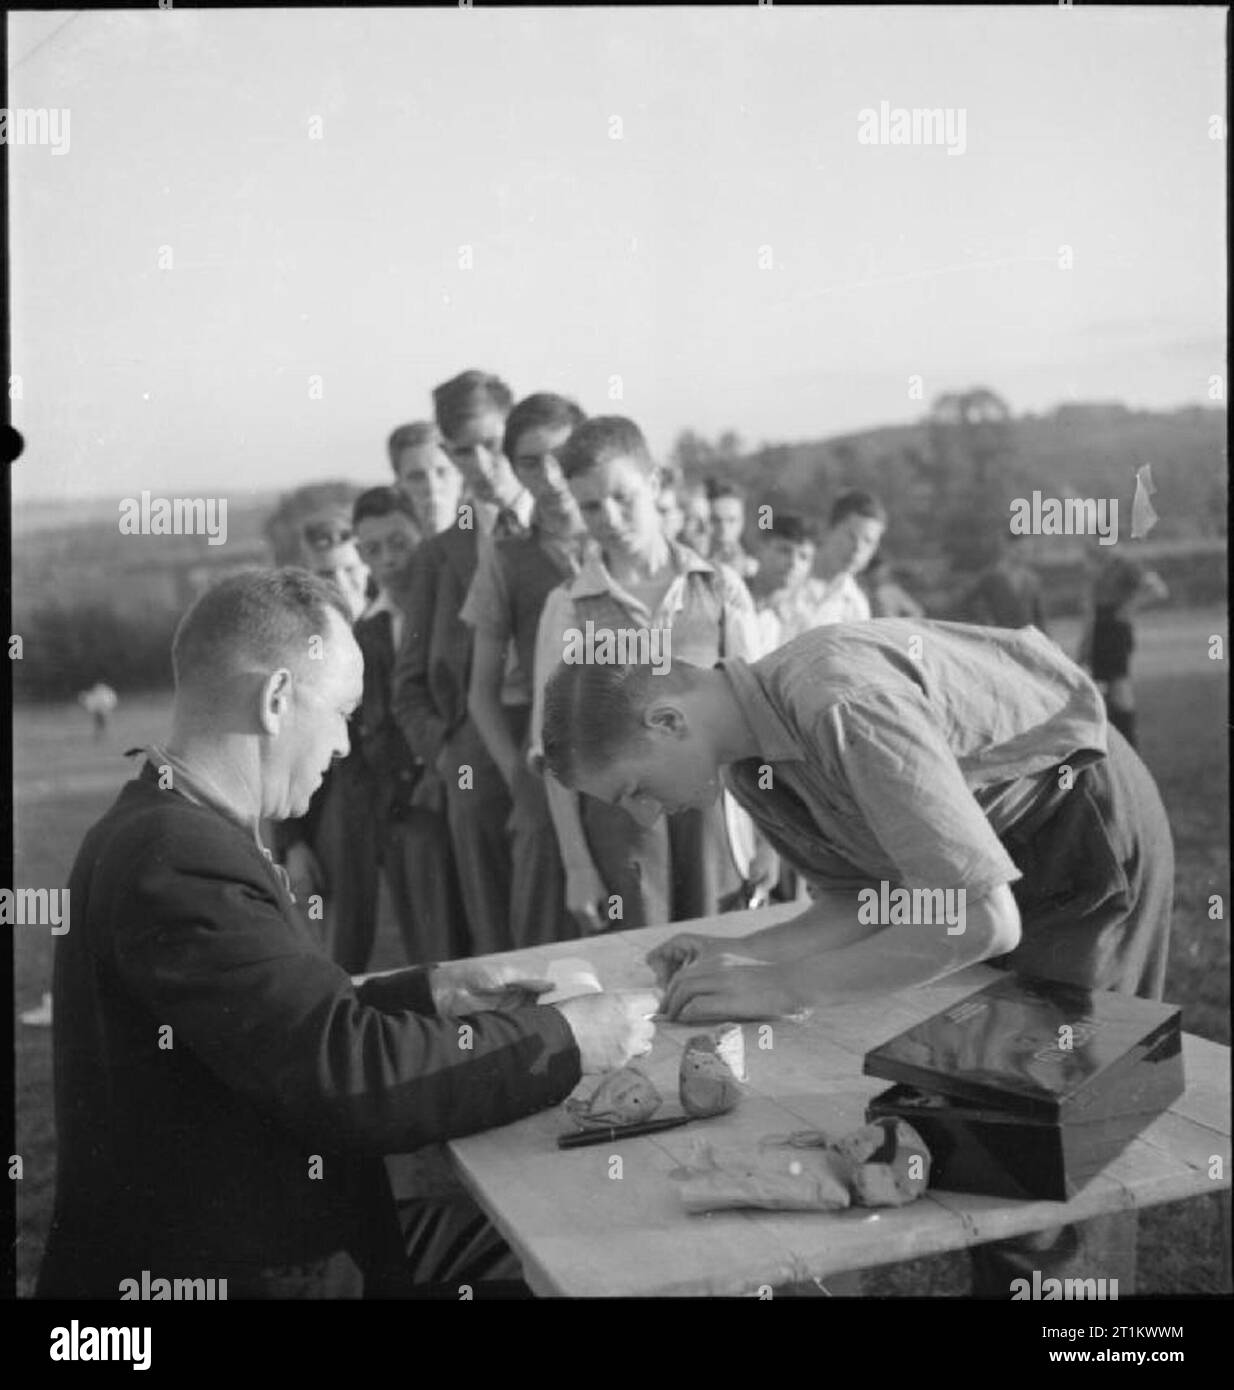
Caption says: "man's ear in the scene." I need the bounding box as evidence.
[644,700,687,737]
[260,668,294,735]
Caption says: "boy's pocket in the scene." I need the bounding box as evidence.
[1005,779,1132,930]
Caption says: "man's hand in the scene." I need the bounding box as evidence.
[430,962,556,1017]
[553,990,660,1073]
[645,931,729,989]
[659,955,806,1023]
[564,862,608,935]
[283,842,322,904]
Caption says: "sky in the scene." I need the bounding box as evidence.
[7,5,1227,506]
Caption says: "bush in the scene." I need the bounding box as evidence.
[13,602,179,702]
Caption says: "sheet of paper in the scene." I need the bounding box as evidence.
[538,956,603,1005]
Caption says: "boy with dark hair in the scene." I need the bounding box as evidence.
[461,392,589,947]
[706,478,758,579]
[393,370,534,956]
[808,488,887,624]
[530,416,775,931]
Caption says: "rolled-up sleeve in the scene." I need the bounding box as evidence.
[529,583,576,763]
[817,687,1022,899]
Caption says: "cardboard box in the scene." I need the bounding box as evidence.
[863,974,1185,1201]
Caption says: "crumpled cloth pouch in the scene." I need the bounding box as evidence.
[671,1118,931,1213]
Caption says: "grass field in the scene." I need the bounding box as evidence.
[12,607,1230,1296]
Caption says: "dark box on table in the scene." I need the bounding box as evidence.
[862,974,1184,1201]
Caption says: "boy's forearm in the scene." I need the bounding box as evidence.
[741,889,887,962]
[467,682,521,787]
[770,889,1017,1008]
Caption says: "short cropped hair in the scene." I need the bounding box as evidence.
[542,659,698,788]
[432,370,514,442]
[386,421,440,472]
[353,485,419,529]
[829,489,887,528]
[764,511,816,545]
[503,392,586,462]
[172,568,350,694]
[557,416,654,480]
[706,478,745,504]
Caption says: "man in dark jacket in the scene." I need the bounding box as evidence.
[36,568,656,1299]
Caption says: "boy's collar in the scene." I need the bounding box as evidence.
[568,538,712,599]
[713,658,803,763]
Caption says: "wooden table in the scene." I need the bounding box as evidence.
[441,905,1232,1297]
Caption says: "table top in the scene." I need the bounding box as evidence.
[445,905,1232,1297]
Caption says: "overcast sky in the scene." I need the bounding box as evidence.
[8,5,1226,507]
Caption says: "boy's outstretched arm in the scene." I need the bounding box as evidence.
[660,882,1021,1021]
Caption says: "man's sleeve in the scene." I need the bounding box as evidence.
[113,828,581,1157]
[392,544,450,768]
[528,584,575,764]
[815,686,1022,899]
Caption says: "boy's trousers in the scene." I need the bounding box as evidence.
[969,725,1173,1296]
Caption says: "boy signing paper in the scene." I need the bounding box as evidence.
[539,618,1174,1295]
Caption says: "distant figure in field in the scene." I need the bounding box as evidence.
[863,552,925,619]
[962,534,1046,632]
[1077,554,1169,751]
[78,682,118,741]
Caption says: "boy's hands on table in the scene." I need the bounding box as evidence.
[654,947,806,1023]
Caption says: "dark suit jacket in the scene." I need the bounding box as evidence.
[36,762,580,1299]
[354,608,424,825]
[392,521,480,768]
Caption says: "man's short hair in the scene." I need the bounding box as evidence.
[542,658,698,788]
[172,568,351,694]
[706,478,745,505]
[557,416,654,480]
[764,511,816,545]
[503,393,586,461]
[386,421,440,472]
[432,370,515,442]
[829,489,887,528]
[353,486,419,529]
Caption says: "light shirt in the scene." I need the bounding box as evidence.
[718,619,1108,900]
[529,542,766,878]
